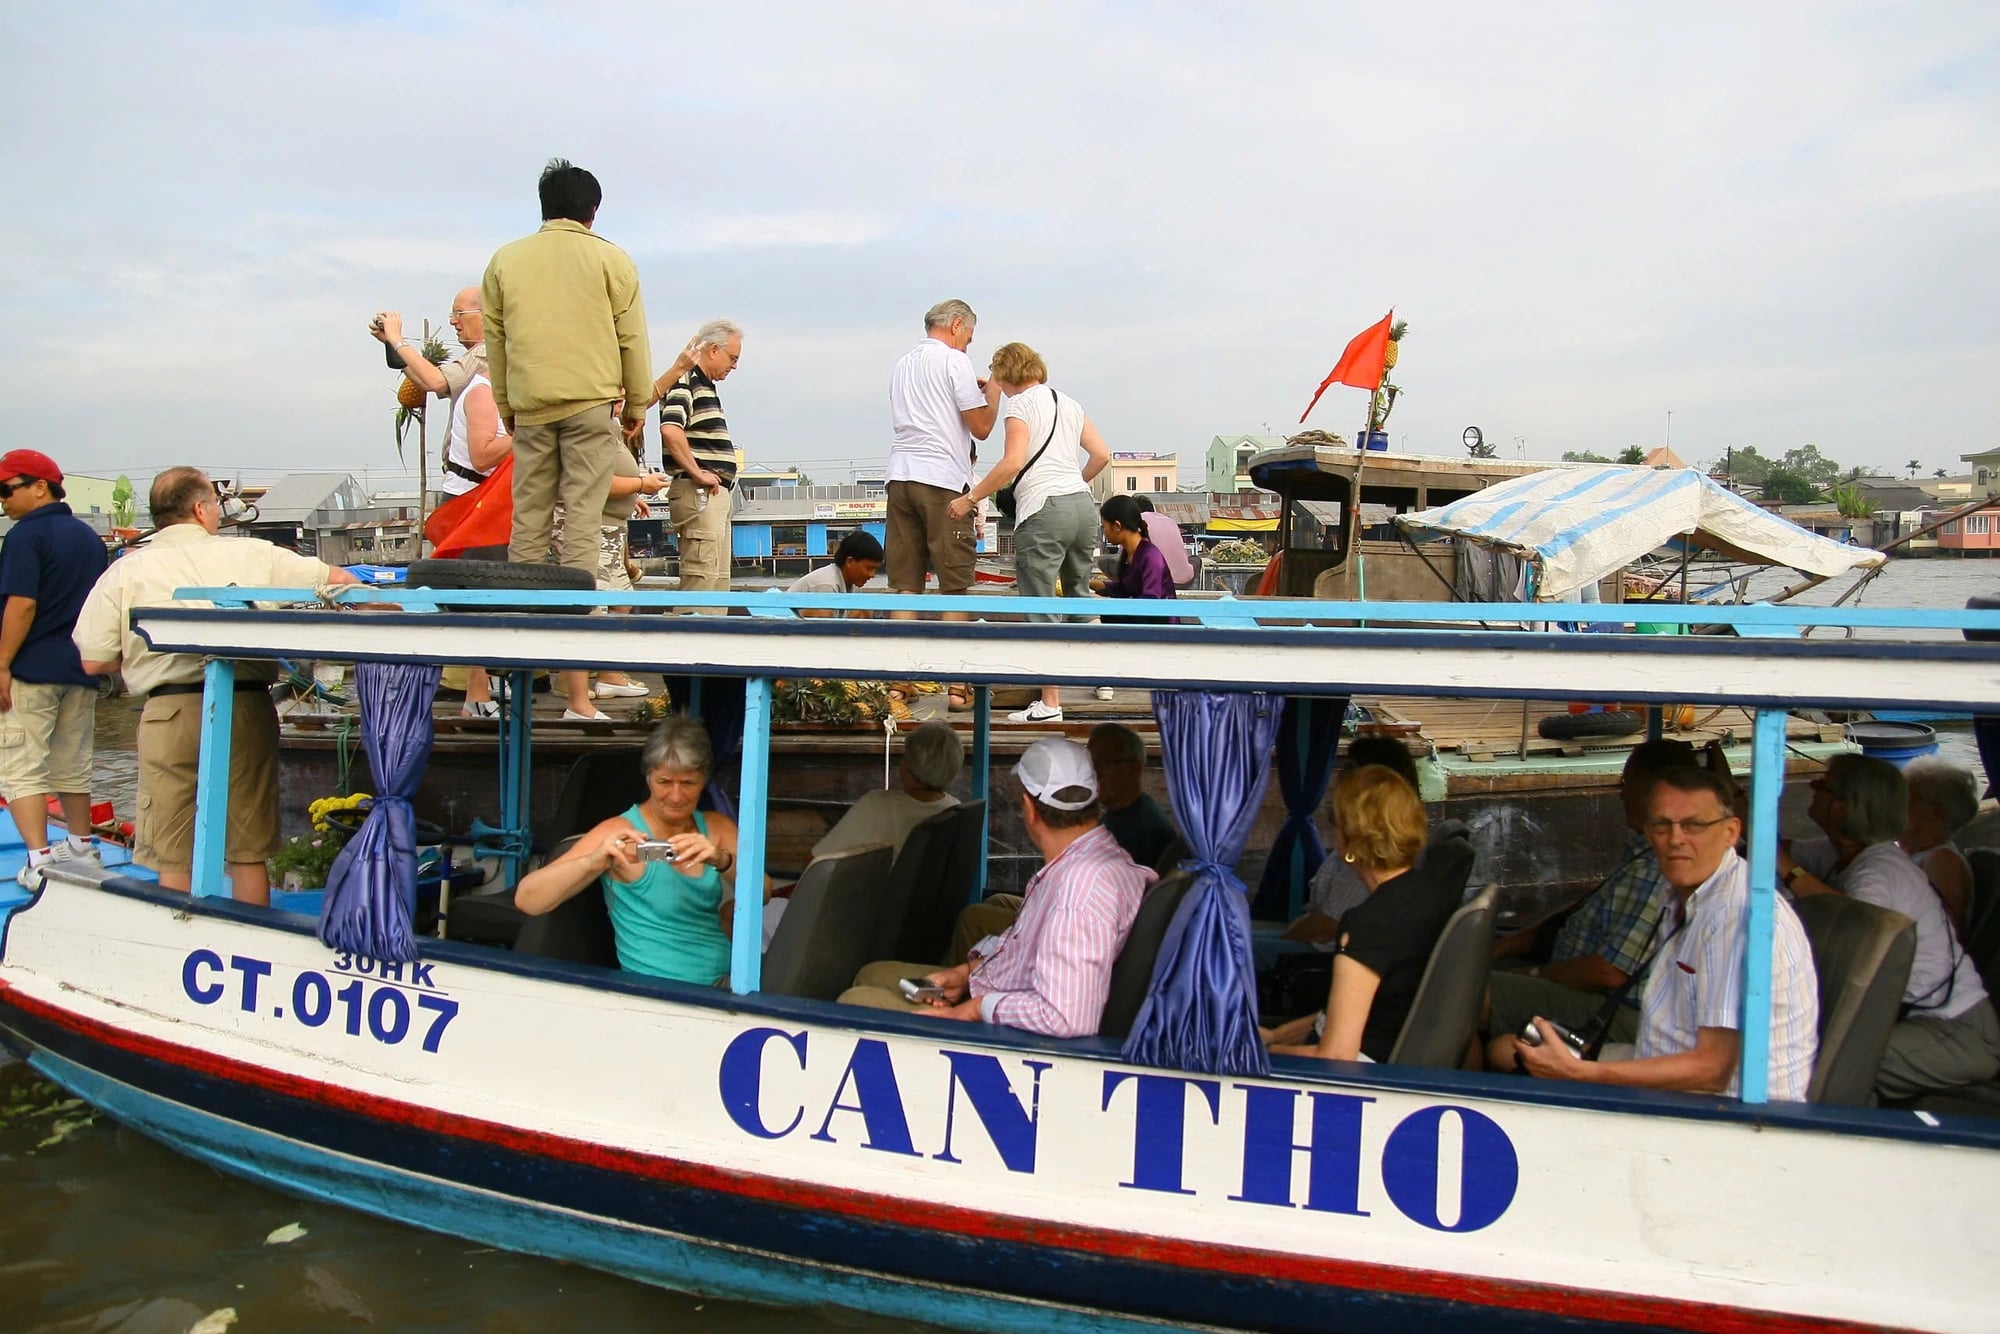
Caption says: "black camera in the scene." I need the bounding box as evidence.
[1520,1018,1589,1055]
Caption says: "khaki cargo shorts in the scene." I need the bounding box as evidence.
[135,691,281,873]
[885,480,976,593]
[0,680,96,800]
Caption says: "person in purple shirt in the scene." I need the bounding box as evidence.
[1091,494,1177,620]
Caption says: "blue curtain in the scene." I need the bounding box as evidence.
[1979,716,2000,799]
[659,675,745,816]
[1122,691,1285,1076]
[1251,694,1349,921]
[318,662,441,963]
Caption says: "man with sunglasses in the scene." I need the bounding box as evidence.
[1494,767,1819,1100]
[73,467,360,905]
[0,450,108,888]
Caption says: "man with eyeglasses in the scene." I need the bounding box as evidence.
[1484,740,1695,1054]
[0,449,109,888]
[73,467,360,905]
[656,320,745,604]
[369,287,487,409]
[1493,767,1819,1100]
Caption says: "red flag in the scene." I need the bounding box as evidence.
[426,454,515,556]
[1298,310,1394,423]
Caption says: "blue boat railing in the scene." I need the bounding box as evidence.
[155,585,2000,1106]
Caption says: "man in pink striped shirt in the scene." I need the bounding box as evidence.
[841,738,1154,1037]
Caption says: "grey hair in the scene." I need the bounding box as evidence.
[1821,753,1908,846]
[642,714,714,777]
[923,298,976,332]
[902,722,965,792]
[693,318,742,351]
[1904,757,1981,835]
[1088,722,1146,768]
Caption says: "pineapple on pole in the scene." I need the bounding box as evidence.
[392,321,450,545]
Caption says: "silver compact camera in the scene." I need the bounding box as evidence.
[1520,1018,1589,1055]
[635,840,680,863]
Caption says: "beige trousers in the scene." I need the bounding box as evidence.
[667,478,732,594]
[510,404,619,573]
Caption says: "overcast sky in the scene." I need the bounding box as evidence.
[2,2,1994,488]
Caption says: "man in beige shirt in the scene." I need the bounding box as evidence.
[74,467,360,904]
[482,158,652,575]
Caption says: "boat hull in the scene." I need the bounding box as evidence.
[3,881,1987,1334]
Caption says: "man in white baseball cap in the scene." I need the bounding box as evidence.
[840,738,1154,1037]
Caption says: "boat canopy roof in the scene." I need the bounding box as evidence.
[1393,465,1887,601]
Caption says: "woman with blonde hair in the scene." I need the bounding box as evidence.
[1265,764,1463,1062]
[948,341,1110,724]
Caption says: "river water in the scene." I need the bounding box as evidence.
[2,558,1992,1333]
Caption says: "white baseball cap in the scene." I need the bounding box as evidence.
[1015,738,1099,811]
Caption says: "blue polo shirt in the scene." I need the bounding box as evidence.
[0,502,108,686]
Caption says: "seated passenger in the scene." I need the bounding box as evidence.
[1088,723,1177,869]
[1898,756,1981,937]
[788,529,884,617]
[1285,734,1468,947]
[1264,765,1464,1062]
[812,721,962,862]
[1495,767,1819,1100]
[515,716,740,986]
[1485,739,1696,1049]
[1783,754,2000,1099]
[841,738,1153,1037]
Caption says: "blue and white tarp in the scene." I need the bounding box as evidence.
[1395,466,1885,601]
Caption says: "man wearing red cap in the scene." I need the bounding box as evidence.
[0,449,109,887]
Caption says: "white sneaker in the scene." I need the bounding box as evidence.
[63,837,102,867]
[1006,702,1064,724]
[562,707,611,722]
[1094,687,1116,702]
[15,862,43,891]
[460,700,500,719]
[593,681,651,698]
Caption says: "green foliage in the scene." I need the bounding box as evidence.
[1936,468,1950,479]
[772,678,895,725]
[1721,446,1773,486]
[1761,467,1823,505]
[269,832,348,886]
[1465,439,1498,458]
[1907,459,1922,478]
[1562,450,1611,463]
[1618,446,1647,465]
[1829,484,1878,519]
[1779,443,1842,487]
[110,475,135,528]
[1207,538,1269,564]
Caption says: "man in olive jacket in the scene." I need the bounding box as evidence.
[483,158,652,574]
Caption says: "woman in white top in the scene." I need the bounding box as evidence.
[948,342,1109,724]
[1899,756,1982,936]
[443,373,511,497]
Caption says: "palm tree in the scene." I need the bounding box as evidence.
[1907,459,1921,478]
[1936,468,1949,479]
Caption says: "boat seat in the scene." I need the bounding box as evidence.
[1098,869,1198,1040]
[1793,894,1916,1106]
[1963,849,2000,997]
[513,836,619,970]
[762,843,895,1000]
[864,804,963,964]
[544,747,645,847]
[1388,886,1497,1068]
[444,884,528,948]
[1152,834,1191,876]
[887,801,987,965]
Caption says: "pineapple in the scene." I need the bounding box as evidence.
[1382,319,1408,371]
[396,329,452,410]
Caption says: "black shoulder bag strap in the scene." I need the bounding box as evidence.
[1573,906,1687,1060]
[1020,386,1061,482]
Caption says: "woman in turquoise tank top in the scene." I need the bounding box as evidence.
[516,716,741,985]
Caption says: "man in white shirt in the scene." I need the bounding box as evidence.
[885,299,1000,608]
[787,530,883,618]
[1781,754,2000,1099]
[1496,767,1819,1101]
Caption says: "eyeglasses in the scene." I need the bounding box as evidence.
[1644,815,1735,838]
[450,308,479,317]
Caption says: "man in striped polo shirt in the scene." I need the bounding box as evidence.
[658,319,744,599]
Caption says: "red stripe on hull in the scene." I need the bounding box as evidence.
[0,982,1905,1334]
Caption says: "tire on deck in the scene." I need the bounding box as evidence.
[1536,709,1646,741]
[407,558,595,614]
[1967,595,2000,644]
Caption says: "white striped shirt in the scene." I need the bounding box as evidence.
[1636,850,1819,1101]
[971,825,1153,1037]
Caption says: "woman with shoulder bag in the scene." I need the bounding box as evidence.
[947,342,1110,724]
